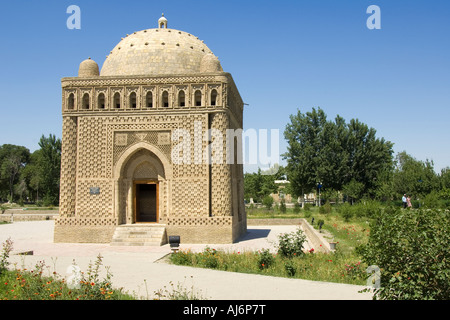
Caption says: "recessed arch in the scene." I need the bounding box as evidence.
[114,92,121,109]
[194,90,202,106]
[114,142,173,180]
[210,89,218,106]
[146,91,153,108]
[67,93,75,110]
[162,91,169,107]
[98,93,105,109]
[129,92,137,108]
[82,93,90,109]
[178,90,185,107]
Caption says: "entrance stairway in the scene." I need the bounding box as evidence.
[110,224,167,246]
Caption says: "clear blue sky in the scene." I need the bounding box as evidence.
[0,0,449,173]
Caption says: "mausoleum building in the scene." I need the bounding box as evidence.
[54,15,246,245]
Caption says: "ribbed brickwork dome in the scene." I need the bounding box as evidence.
[78,58,99,77]
[100,15,222,76]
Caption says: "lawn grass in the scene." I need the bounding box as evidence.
[169,205,371,285]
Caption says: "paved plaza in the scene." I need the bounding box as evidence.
[0,220,373,300]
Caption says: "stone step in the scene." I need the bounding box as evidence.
[110,224,167,246]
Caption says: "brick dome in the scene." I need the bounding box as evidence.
[78,57,99,77]
[100,15,222,76]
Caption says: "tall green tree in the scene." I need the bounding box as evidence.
[36,134,62,205]
[21,149,44,202]
[392,151,439,199]
[345,119,394,197]
[283,107,394,200]
[0,144,30,201]
[283,108,329,197]
[244,166,284,202]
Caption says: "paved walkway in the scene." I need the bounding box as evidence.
[0,220,373,300]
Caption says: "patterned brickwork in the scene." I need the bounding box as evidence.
[167,216,232,227]
[171,178,208,216]
[59,116,78,218]
[75,179,114,217]
[210,112,232,216]
[78,117,108,178]
[54,217,115,226]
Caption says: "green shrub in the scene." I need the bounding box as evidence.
[277,228,307,258]
[422,191,440,209]
[170,250,194,266]
[279,200,286,213]
[284,260,296,277]
[257,249,274,270]
[293,202,301,214]
[0,238,13,276]
[198,247,219,269]
[338,203,354,222]
[319,201,332,214]
[0,251,134,300]
[262,196,274,210]
[354,200,382,218]
[0,205,7,215]
[357,208,450,300]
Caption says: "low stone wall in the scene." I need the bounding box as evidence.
[0,210,58,223]
[247,218,303,226]
[298,218,332,253]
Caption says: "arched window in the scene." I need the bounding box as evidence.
[129,92,137,108]
[178,90,185,107]
[114,92,121,109]
[162,91,169,107]
[210,89,218,106]
[68,93,75,110]
[194,90,202,107]
[82,93,90,109]
[146,91,153,108]
[98,93,105,109]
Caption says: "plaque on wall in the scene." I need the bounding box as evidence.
[90,187,100,195]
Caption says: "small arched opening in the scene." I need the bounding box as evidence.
[194,90,202,107]
[98,93,105,109]
[129,92,137,108]
[146,91,153,108]
[210,89,218,106]
[82,93,90,110]
[162,91,169,107]
[114,92,121,109]
[178,90,185,107]
[68,93,75,110]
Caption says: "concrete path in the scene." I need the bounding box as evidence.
[0,220,373,300]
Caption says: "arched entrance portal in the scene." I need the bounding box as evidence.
[114,144,171,225]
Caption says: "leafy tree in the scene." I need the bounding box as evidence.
[0,144,30,201]
[21,150,44,202]
[440,167,450,189]
[438,167,450,200]
[36,134,61,205]
[244,166,283,203]
[283,107,394,201]
[342,179,364,204]
[283,108,329,196]
[344,119,394,197]
[19,135,61,205]
[262,195,274,210]
[392,151,439,199]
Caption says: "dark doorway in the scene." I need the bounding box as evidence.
[135,182,158,222]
